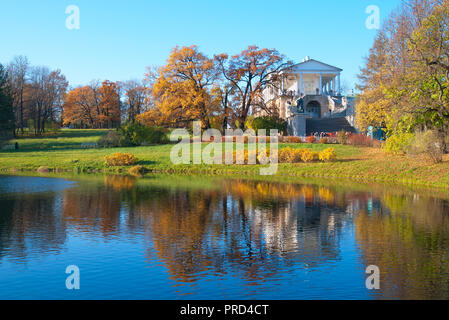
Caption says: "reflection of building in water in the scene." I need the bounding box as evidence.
[245,188,352,267]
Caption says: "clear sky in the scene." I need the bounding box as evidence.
[0,0,402,90]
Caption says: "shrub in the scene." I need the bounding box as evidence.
[37,166,50,173]
[319,137,328,144]
[283,136,302,143]
[301,149,319,163]
[306,136,316,143]
[98,131,122,148]
[105,152,137,167]
[408,130,443,164]
[347,134,374,147]
[384,133,414,155]
[225,150,258,165]
[245,116,287,135]
[128,165,146,176]
[119,123,168,146]
[319,147,337,162]
[279,148,305,163]
[337,130,347,145]
[279,147,293,163]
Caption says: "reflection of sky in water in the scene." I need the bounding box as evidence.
[0,176,76,195]
[0,175,448,300]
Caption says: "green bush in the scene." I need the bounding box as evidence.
[245,116,287,135]
[384,132,414,155]
[98,131,122,148]
[118,123,169,146]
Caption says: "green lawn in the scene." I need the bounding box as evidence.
[1,129,449,191]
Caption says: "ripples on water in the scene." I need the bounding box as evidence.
[0,175,448,300]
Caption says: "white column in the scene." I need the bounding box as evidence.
[300,73,304,95]
[332,76,336,95]
[337,74,341,95]
[319,73,322,95]
[296,74,300,96]
[281,74,284,94]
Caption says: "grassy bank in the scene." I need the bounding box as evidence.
[1,129,449,190]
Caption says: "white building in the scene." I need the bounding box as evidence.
[260,57,355,136]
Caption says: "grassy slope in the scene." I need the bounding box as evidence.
[1,129,448,190]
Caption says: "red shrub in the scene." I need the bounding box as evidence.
[347,134,374,147]
[283,136,302,143]
[319,137,328,144]
[306,136,316,143]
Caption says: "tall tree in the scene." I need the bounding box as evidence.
[8,56,28,135]
[0,64,14,138]
[215,46,292,129]
[98,80,121,128]
[407,0,449,148]
[356,0,443,134]
[63,81,121,128]
[141,46,220,129]
[28,67,68,135]
[120,80,149,123]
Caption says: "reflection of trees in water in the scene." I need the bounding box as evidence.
[5,174,449,298]
[355,194,449,299]
[0,193,66,262]
[62,176,146,237]
[141,181,353,283]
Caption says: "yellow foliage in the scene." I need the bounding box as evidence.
[104,152,137,167]
[128,165,146,176]
[301,149,319,163]
[319,148,337,162]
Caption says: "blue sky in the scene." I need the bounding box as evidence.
[0,0,401,90]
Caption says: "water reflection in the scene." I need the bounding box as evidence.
[0,192,67,262]
[0,175,448,299]
[355,193,449,300]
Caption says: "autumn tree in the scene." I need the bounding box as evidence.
[63,81,121,128]
[139,46,220,129]
[98,80,121,128]
[356,31,391,131]
[215,46,292,129]
[356,0,443,134]
[407,0,449,148]
[64,86,96,128]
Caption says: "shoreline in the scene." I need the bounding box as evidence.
[1,159,448,196]
[1,129,448,194]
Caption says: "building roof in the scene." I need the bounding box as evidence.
[283,58,343,73]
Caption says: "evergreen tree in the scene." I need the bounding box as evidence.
[0,64,15,138]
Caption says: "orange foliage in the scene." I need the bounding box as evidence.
[138,46,220,129]
[63,81,121,128]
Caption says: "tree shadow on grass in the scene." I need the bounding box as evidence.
[335,158,363,163]
[137,160,157,165]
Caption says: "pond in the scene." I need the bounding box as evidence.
[0,174,448,300]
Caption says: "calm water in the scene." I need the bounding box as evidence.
[0,175,448,300]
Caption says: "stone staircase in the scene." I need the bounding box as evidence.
[306,118,356,135]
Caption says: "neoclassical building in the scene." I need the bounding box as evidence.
[261,57,356,136]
